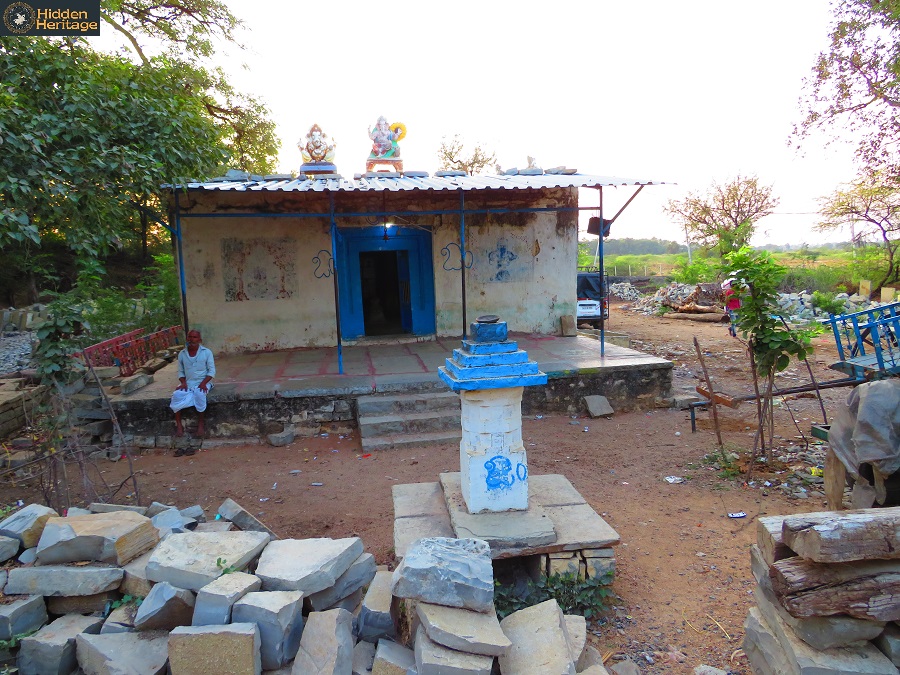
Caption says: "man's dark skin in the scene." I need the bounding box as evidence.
[174,330,212,438]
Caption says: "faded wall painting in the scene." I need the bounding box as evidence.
[222,237,297,301]
[470,231,534,283]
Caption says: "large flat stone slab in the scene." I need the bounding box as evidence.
[528,475,587,508]
[372,639,415,674]
[168,623,261,675]
[217,498,277,540]
[392,537,495,614]
[146,531,270,591]
[392,482,449,519]
[0,595,46,640]
[394,514,454,561]
[291,608,354,675]
[255,537,363,594]
[6,565,123,596]
[417,601,512,656]
[76,631,169,675]
[541,504,620,552]
[17,613,103,675]
[307,551,376,611]
[36,511,159,566]
[193,571,260,626]
[0,503,57,548]
[355,570,398,643]
[414,625,494,674]
[440,473,557,551]
[133,581,195,631]
[499,599,575,675]
[232,591,304,671]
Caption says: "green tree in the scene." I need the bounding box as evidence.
[0,38,229,297]
[818,172,900,287]
[665,176,779,258]
[438,135,496,175]
[722,247,820,462]
[796,0,900,178]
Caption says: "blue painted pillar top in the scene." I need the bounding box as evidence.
[438,315,547,391]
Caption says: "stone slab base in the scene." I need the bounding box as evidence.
[392,473,619,561]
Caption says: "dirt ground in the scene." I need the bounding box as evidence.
[6,301,851,674]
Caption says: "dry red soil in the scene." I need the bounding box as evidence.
[8,301,849,674]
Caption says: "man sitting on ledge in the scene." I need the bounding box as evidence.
[169,329,215,449]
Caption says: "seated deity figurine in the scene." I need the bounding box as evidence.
[299,124,336,164]
[368,116,404,159]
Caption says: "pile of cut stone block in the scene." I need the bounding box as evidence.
[744,508,900,675]
[0,377,45,440]
[0,498,612,674]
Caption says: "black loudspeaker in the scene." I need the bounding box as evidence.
[587,217,612,237]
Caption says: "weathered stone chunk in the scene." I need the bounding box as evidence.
[133,581,195,631]
[392,538,494,613]
[0,595,46,640]
[874,622,900,666]
[291,608,354,675]
[0,535,19,563]
[6,565,123,596]
[194,520,234,533]
[47,591,118,615]
[179,505,206,522]
[36,511,159,566]
[217,498,277,539]
[256,537,363,594]
[499,599,575,675]
[17,613,103,675]
[88,503,148,516]
[308,551,377,611]
[352,640,376,675]
[75,631,169,675]
[0,503,57,548]
[169,623,262,675]
[101,603,137,634]
[193,571,260,626]
[356,570,398,643]
[417,602,511,656]
[120,373,153,395]
[414,625,494,674]
[373,638,416,674]
[583,395,614,417]
[564,614,586,663]
[145,531,270,591]
[744,604,897,674]
[120,549,154,598]
[151,508,195,534]
[232,590,304,671]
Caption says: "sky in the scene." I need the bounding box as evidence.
[97,0,860,247]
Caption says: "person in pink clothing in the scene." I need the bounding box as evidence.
[722,278,741,337]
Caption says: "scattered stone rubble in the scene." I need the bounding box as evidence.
[623,282,891,323]
[0,501,619,674]
[745,508,900,674]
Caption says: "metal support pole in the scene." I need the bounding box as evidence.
[173,190,189,333]
[598,187,605,357]
[330,193,343,375]
[460,191,467,339]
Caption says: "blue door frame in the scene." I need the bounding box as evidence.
[337,226,435,339]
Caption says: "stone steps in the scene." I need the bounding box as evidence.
[360,429,461,453]
[356,391,461,453]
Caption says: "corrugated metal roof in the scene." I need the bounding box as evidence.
[177,173,666,193]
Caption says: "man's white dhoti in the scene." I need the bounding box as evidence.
[169,383,212,413]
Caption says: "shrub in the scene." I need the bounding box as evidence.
[494,572,613,620]
[671,256,717,284]
[811,291,846,315]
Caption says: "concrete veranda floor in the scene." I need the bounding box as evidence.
[111,333,670,404]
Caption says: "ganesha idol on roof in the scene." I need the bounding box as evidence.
[298,123,336,174]
[366,116,406,172]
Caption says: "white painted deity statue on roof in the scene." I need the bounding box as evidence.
[368,116,405,159]
[298,124,336,164]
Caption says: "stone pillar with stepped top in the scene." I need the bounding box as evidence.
[438,316,547,514]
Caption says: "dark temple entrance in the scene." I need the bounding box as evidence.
[360,250,410,336]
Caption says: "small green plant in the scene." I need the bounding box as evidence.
[494,572,613,620]
[810,290,846,315]
[0,628,37,650]
[105,594,143,618]
[671,256,717,284]
[216,557,238,574]
[702,449,742,480]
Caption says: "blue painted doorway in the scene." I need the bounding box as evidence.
[337,226,435,340]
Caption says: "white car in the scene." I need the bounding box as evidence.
[577,298,608,326]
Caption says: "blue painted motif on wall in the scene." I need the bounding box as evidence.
[469,231,534,284]
[222,238,297,302]
[484,455,527,492]
[312,250,334,279]
[440,242,473,271]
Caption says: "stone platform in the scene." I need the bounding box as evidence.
[392,473,619,563]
